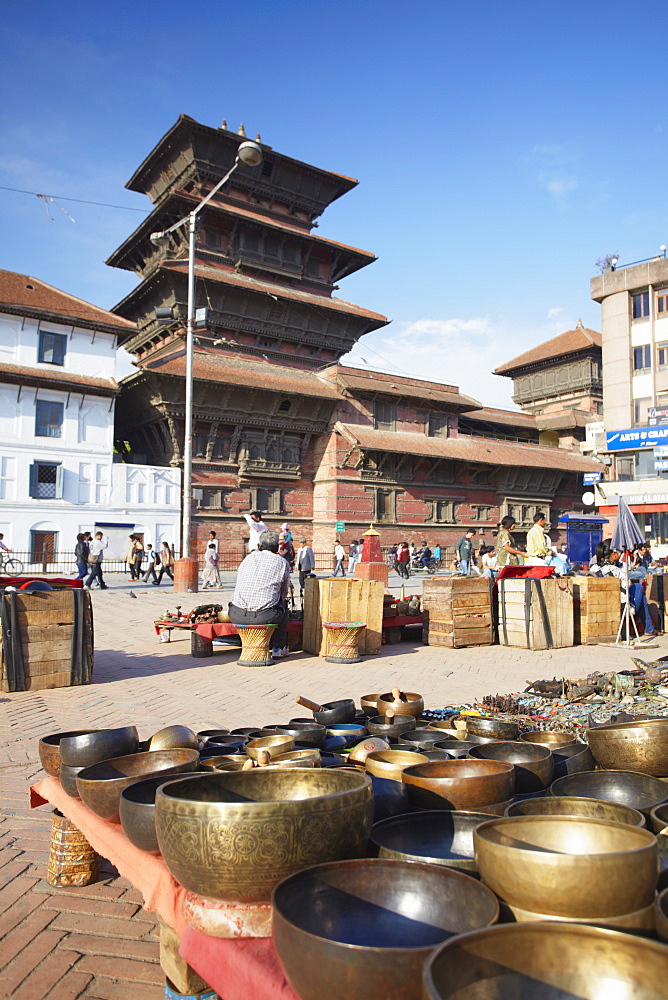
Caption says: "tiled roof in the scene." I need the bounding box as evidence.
[0,269,136,333]
[0,362,118,396]
[494,326,602,375]
[535,410,596,431]
[462,406,537,428]
[318,365,480,409]
[337,423,600,472]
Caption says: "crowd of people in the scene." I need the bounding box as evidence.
[72,532,176,589]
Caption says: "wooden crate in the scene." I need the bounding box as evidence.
[571,575,621,644]
[646,573,668,633]
[0,589,93,692]
[422,576,493,648]
[498,577,573,650]
[302,578,384,655]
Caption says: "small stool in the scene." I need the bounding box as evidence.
[47,809,99,887]
[236,623,277,666]
[323,621,366,663]
[191,631,214,658]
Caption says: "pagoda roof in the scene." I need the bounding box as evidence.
[494,324,601,375]
[318,365,480,410]
[0,269,135,335]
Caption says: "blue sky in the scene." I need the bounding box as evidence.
[1,0,666,407]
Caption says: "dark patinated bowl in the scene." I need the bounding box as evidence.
[468,741,554,793]
[422,750,456,761]
[587,718,668,776]
[272,859,499,1000]
[360,694,380,717]
[370,810,492,873]
[59,762,87,798]
[552,741,596,778]
[312,699,356,726]
[197,729,230,740]
[397,729,450,750]
[39,730,99,777]
[466,718,519,741]
[119,773,207,853]
[231,727,264,737]
[376,692,424,719]
[325,724,368,748]
[402,759,515,811]
[505,794,646,828]
[548,769,668,817]
[464,733,504,745]
[657,886,668,942]
[155,769,374,903]
[423,923,668,1000]
[367,714,415,739]
[271,723,327,747]
[519,730,579,750]
[59,726,139,767]
[77,748,200,821]
[199,745,243,760]
[432,740,479,759]
[650,802,668,834]
[203,736,249,754]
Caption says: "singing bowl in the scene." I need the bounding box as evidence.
[650,802,668,834]
[365,750,429,782]
[119,773,207,853]
[59,762,86,798]
[423,923,668,1000]
[462,733,503,745]
[367,714,415,738]
[76,749,200,821]
[326,723,368,744]
[432,740,479,759]
[548,769,668,816]
[422,750,456,762]
[499,898,658,933]
[427,720,457,735]
[465,718,519,741]
[370,810,492,873]
[271,723,327,747]
[155,769,374,903]
[199,754,246,771]
[474,815,658,918]
[468,742,554,794]
[402,760,515,812]
[396,729,449,750]
[39,730,99,777]
[519,730,579,750]
[505,795,646,828]
[552,741,596,778]
[205,735,249,750]
[376,691,424,719]
[656,887,668,941]
[310,699,356,726]
[360,693,380,717]
[347,737,391,764]
[59,726,139,767]
[272,859,499,1000]
[233,727,265,736]
[199,746,243,761]
[268,749,321,768]
[587,718,668,776]
[245,734,295,761]
[197,729,230,739]
[148,725,198,751]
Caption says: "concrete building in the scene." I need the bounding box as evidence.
[0,270,181,569]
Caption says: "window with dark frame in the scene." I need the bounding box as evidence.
[35,400,64,438]
[38,331,67,365]
[29,462,63,499]
[632,292,650,319]
[374,400,397,431]
[633,344,651,371]
[657,291,668,314]
[658,343,668,368]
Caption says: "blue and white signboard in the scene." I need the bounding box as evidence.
[606,426,668,451]
[655,460,668,472]
[583,472,603,484]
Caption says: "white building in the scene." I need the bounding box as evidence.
[0,269,181,570]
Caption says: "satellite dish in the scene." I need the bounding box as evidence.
[582,491,596,506]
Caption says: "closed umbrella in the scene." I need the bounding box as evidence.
[612,496,646,645]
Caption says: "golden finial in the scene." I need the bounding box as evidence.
[238,123,246,137]
[576,317,584,329]
[255,133,262,143]
[220,119,228,130]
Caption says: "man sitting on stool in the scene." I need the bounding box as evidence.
[228,530,290,659]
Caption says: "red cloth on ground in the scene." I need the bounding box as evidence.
[180,927,298,1000]
[0,576,83,588]
[496,566,555,580]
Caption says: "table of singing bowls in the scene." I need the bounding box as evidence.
[155,769,374,902]
[365,750,428,781]
[519,730,579,750]
[465,717,519,741]
[76,749,200,820]
[39,730,99,777]
[148,725,198,751]
[656,886,668,941]
[270,723,327,747]
[505,794,646,827]
[119,773,208,853]
[59,762,87,798]
[552,741,596,778]
[473,815,658,917]
[367,714,414,738]
[360,693,380,717]
[432,739,479,758]
[587,718,668,776]
[272,858,499,1000]
[245,734,295,761]
[376,691,424,719]
[370,810,492,872]
[422,923,668,1000]
[650,801,668,833]
[397,729,450,750]
[468,741,554,794]
[402,759,515,812]
[548,769,668,816]
[59,726,139,767]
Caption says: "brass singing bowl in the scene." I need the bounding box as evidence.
[552,742,596,778]
[465,717,519,741]
[245,734,295,761]
[519,730,579,749]
[272,859,499,1000]
[650,802,668,834]
[119,773,208,854]
[347,737,391,764]
[432,740,479,758]
[427,720,457,735]
[59,726,139,767]
[367,714,415,738]
[155,769,374,903]
[360,694,380,717]
[499,898,658,933]
[548,769,668,816]
[505,795,646,828]
[148,725,199,751]
[370,810,492,873]
[59,762,86,798]
[311,699,356,726]
[402,760,515,812]
[423,923,668,1000]
[656,887,668,941]
[268,749,321,769]
[376,691,424,720]
[365,750,428,782]
[397,729,450,750]
[587,718,668,776]
[77,748,200,821]
[271,723,327,747]
[468,741,554,794]
[39,730,99,777]
[474,815,658,918]
[199,754,244,771]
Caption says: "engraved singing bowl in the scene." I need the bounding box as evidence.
[650,802,668,834]
[148,725,199,751]
[270,723,327,747]
[548,769,668,817]
[245,734,295,761]
[519,730,579,750]
[367,714,415,738]
[347,737,391,764]
[76,749,200,821]
[370,810,492,873]
[39,730,99,777]
[272,859,499,1000]
[467,741,554,794]
[376,691,424,720]
[656,886,668,942]
[365,750,429,782]
[587,718,668,776]
[360,694,380,717]
[59,726,139,767]
[552,741,596,778]
[422,923,668,1000]
[473,815,658,918]
[155,769,374,903]
[432,740,479,759]
[465,717,519,741]
[504,795,646,828]
[402,760,515,812]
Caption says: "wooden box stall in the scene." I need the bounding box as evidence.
[422,576,493,648]
[302,578,384,656]
[571,575,621,644]
[498,577,573,650]
[0,589,93,692]
[646,573,668,634]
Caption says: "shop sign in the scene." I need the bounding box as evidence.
[606,426,668,451]
[583,472,603,484]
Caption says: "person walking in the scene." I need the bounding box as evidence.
[74,533,89,579]
[332,540,346,577]
[84,531,108,590]
[201,543,222,589]
[526,512,551,566]
[143,543,160,584]
[348,539,360,575]
[125,535,140,580]
[495,516,525,570]
[156,542,174,584]
[296,538,315,590]
[456,530,476,575]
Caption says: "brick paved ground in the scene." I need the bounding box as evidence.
[1,572,664,998]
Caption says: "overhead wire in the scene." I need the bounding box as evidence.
[0,184,149,213]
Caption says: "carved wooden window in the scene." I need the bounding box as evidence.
[212,434,230,461]
[374,400,396,431]
[374,489,396,522]
[427,499,459,523]
[278,400,291,412]
[472,505,492,521]
[250,487,284,514]
[200,488,230,510]
[428,414,449,438]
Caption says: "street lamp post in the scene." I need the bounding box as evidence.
[150,141,263,581]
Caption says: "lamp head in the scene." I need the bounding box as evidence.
[236,141,263,167]
[150,231,169,247]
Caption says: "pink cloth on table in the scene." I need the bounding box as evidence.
[180,926,298,1000]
